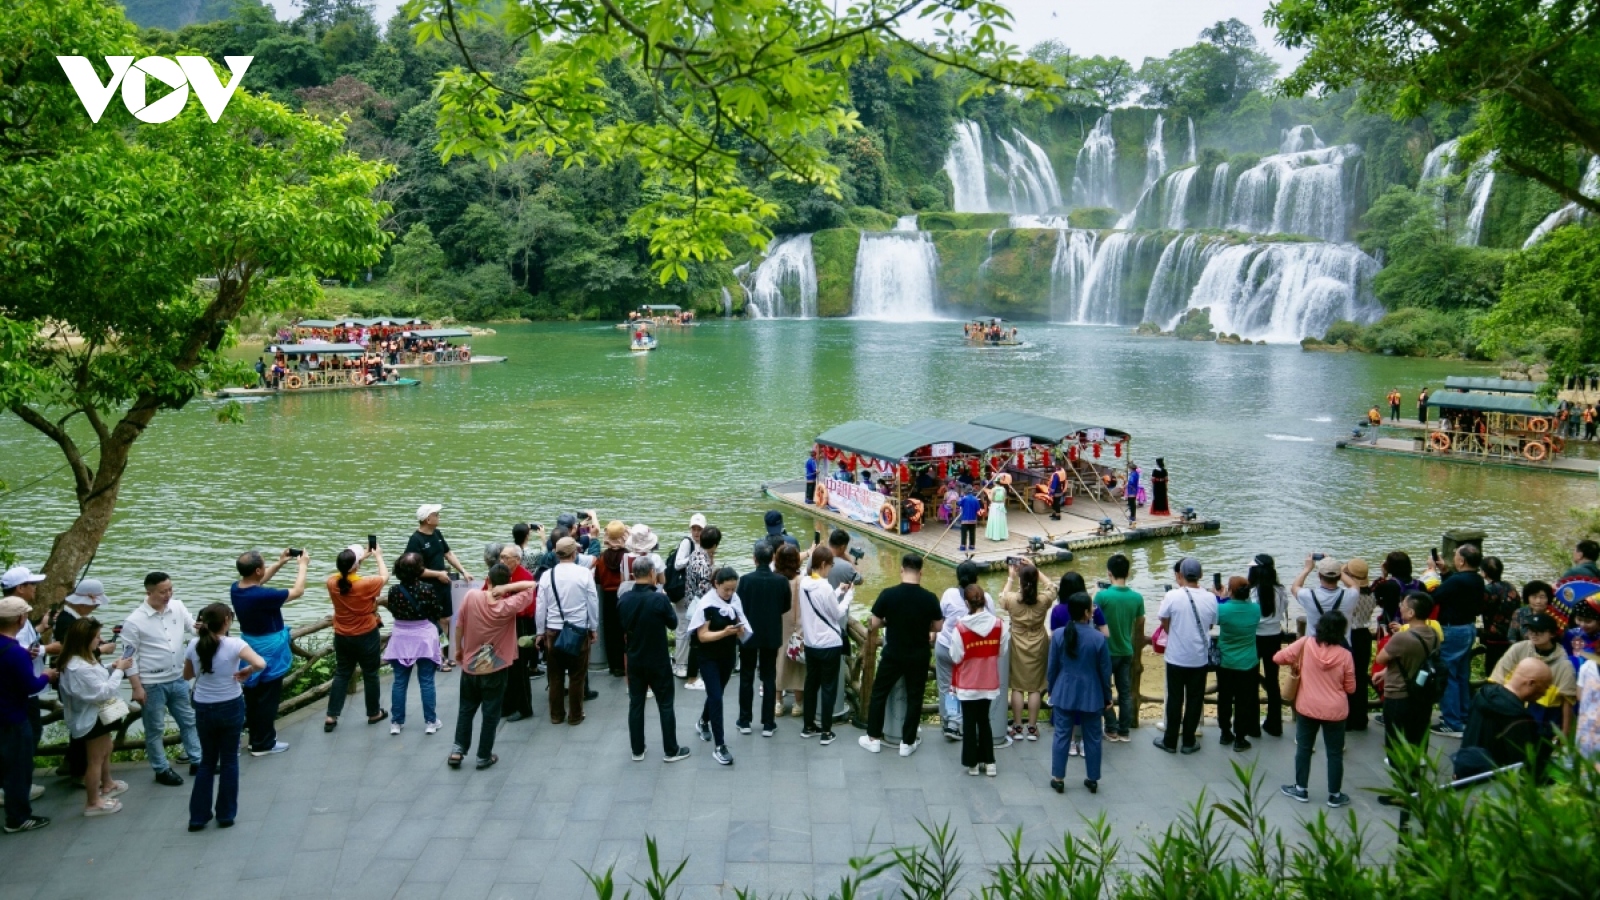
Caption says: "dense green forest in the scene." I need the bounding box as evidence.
[117,0,1599,369]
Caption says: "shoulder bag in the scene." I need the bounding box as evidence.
[1282,639,1303,703]
[95,666,131,725]
[547,571,590,658]
[1185,589,1221,670]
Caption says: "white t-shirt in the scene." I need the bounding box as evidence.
[936,587,994,649]
[1158,586,1218,669]
[185,636,249,703]
[619,551,665,596]
[1297,584,1359,644]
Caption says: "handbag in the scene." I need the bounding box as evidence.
[547,571,590,657]
[1151,625,1168,654]
[1281,640,1303,703]
[785,630,805,663]
[1184,590,1221,670]
[98,695,131,726]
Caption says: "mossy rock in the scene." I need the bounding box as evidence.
[929,228,1058,320]
[1068,207,1119,229]
[1135,321,1163,336]
[810,228,860,317]
[848,206,900,232]
[918,212,1011,231]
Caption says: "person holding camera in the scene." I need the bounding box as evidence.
[57,616,134,817]
[323,543,389,732]
[384,553,449,735]
[689,567,748,765]
[407,504,473,672]
[230,549,309,757]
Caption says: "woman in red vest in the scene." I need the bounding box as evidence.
[949,583,1009,776]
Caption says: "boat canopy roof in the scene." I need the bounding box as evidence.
[1428,392,1556,415]
[270,343,366,355]
[815,421,937,463]
[969,411,1130,444]
[1443,376,1538,394]
[296,319,338,328]
[902,418,1025,453]
[405,328,472,339]
[643,304,682,311]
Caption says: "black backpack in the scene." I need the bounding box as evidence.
[1405,631,1446,706]
[662,536,691,603]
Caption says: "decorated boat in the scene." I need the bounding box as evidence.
[1340,388,1600,476]
[388,328,506,369]
[220,343,419,398]
[964,318,1021,347]
[629,322,658,352]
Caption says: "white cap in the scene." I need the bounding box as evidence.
[689,513,707,529]
[64,578,108,607]
[346,544,367,560]
[0,566,47,590]
[417,503,443,522]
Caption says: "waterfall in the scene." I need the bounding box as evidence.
[945,120,990,213]
[1525,156,1600,247]
[1185,118,1197,165]
[1420,138,1458,185]
[1143,233,1222,326]
[1280,125,1325,154]
[1010,214,1073,229]
[1142,114,1167,192]
[1459,152,1497,246]
[1071,113,1118,210]
[1185,242,1382,342]
[852,231,940,320]
[992,130,1063,214]
[1075,232,1168,324]
[744,234,817,319]
[1048,229,1097,322]
[1227,144,1361,241]
[894,215,918,231]
[720,286,734,317]
[1206,163,1231,228]
[1122,165,1201,230]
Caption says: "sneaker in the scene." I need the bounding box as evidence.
[1232,738,1253,752]
[899,739,921,758]
[249,741,290,757]
[985,763,997,777]
[2,816,49,833]
[154,768,184,786]
[1069,740,1082,757]
[1327,792,1352,809]
[1179,743,1200,755]
[858,736,882,753]
[820,731,837,745]
[762,724,778,738]
[390,722,403,736]
[0,784,45,805]
[663,748,692,763]
[713,745,734,766]
[1155,720,1166,732]
[696,720,713,742]
[942,725,961,742]
[967,764,982,776]
[736,722,752,735]
[1153,738,1177,754]
[800,727,820,739]
[1377,794,1406,808]
[672,665,687,678]
[424,721,441,735]
[1374,713,1386,726]
[1026,725,1040,742]
[1280,784,1310,803]
[1219,731,1235,746]
[1429,723,1464,739]
[684,680,705,692]
[631,751,646,762]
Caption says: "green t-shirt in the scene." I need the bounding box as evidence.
[1216,599,1261,670]
[1094,585,1145,657]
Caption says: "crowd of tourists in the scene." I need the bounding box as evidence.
[3,509,1599,833]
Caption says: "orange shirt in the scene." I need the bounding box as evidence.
[326,573,383,636]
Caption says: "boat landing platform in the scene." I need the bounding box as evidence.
[760,478,1220,571]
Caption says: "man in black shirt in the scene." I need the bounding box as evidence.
[736,542,792,737]
[617,558,689,763]
[1453,657,1554,779]
[1431,543,1486,737]
[859,554,943,757]
[407,504,473,671]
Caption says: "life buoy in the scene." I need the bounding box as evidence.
[878,503,898,531]
[1530,417,1550,433]
[1524,440,1548,462]
[460,348,471,362]
[1428,432,1451,451]
[813,484,829,508]
[422,352,435,364]
[1548,435,1565,454]
[283,374,304,391]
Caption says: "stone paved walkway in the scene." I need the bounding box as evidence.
[3,669,1410,900]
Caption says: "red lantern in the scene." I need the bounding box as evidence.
[1068,445,1078,463]
[937,460,948,479]
[1041,449,1052,468]
[1093,443,1101,459]
[968,458,980,479]
[897,464,910,483]
[1114,441,1123,459]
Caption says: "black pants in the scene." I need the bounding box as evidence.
[1,719,35,828]
[1163,663,1207,749]
[1383,694,1432,789]
[1348,629,1372,730]
[628,662,679,757]
[1390,403,1400,422]
[803,645,843,732]
[242,675,284,753]
[960,523,977,547]
[805,480,816,504]
[699,655,735,746]
[600,589,625,676]
[1216,667,1258,741]
[326,627,383,719]
[546,639,589,723]
[453,669,507,761]
[503,618,537,718]
[1256,634,1284,736]
[960,698,994,767]
[867,652,930,745]
[738,644,779,730]
[1127,496,1138,521]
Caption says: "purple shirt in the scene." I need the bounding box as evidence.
[1049,604,1107,631]
[0,634,50,725]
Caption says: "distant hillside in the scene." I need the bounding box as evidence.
[122,0,240,30]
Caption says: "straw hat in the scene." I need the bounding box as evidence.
[603,520,627,549]
[625,524,659,554]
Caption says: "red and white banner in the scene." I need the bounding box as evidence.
[826,478,889,525]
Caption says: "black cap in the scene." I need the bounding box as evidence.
[1526,612,1560,633]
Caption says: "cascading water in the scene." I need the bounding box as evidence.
[1525,156,1600,247]
[1048,229,1097,322]
[1459,152,1497,246]
[1185,242,1382,343]
[894,215,919,231]
[993,130,1063,214]
[1142,114,1167,193]
[852,231,940,320]
[744,234,817,319]
[1143,233,1222,326]
[1420,138,1458,185]
[1074,232,1168,324]
[1072,113,1118,210]
[720,286,734,317]
[1280,125,1325,154]
[1185,118,1197,165]
[1010,215,1073,229]
[1206,163,1230,228]
[1123,165,1200,230]
[945,120,990,213]
[1227,143,1361,241]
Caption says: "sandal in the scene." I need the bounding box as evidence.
[101,780,128,800]
[84,799,122,817]
[475,754,498,770]
[324,718,338,732]
[447,752,464,769]
[367,709,389,725]
[439,659,456,673]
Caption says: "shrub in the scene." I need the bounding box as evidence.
[1068,207,1119,230]
[1322,319,1366,346]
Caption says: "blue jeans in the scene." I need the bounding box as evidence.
[190,696,245,826]
[1102,655,1134,735]
[391,660,437,726]
[1439,624,1476,730]
[141,679,201,772]
[1053,710,1103,781]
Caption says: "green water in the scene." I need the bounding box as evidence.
[1,321,1592,624]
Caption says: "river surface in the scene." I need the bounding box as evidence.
[1,321,1592,626]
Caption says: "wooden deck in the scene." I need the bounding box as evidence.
[390,354,507,370]
[1337,437,1600,477]
[761,478,1221,571]
[214,378,420,399]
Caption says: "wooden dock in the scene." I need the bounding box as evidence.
[760,478,1220,571]
[1337,437,1600,477]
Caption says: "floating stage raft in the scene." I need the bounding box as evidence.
[1337,437,1600,477]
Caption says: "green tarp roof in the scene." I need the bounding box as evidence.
[643,305,682,311]
[270,343,366,355]
[969,411,1129,443]
[295,319,338,328]
[1443,376,1538,394]
[1428,392,1555,415]
[903,418,1024,453]
[405,328,472,339]
[815,421,934,463]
